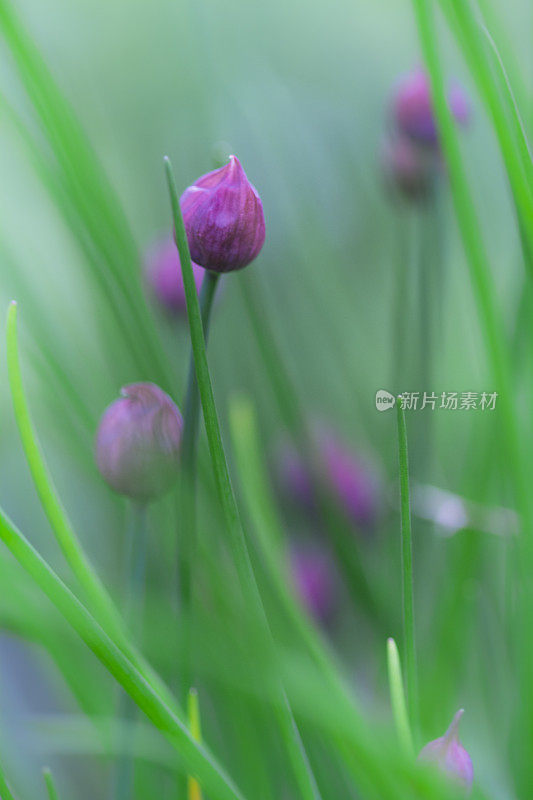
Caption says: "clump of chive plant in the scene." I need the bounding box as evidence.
[180,154,266,273]
[290,543,338,624]
[278,430,380,532]
[145,236,204,315]
[95,382,183,501]
[418,709,474,795]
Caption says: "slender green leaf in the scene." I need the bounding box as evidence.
[0,506,245,800]
[5,301,179,716]
[386,638,414,757]
[43,768,59,800]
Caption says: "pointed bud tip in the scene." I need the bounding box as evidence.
[444,708,465,743]
[180,154,265,272]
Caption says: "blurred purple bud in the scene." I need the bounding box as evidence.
[320,433,379,529]
[180,155,266,273]
[279,432,380,532]
[290,544,337,623]
[96,382,183,502]
[145,237,204,315]
[393,69,471,146]
[381,134,439,201]
[418,710,474,794]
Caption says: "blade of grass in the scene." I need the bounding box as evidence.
[386,638,414,757]
[43,768,59,800]
[0,507,245,800]
[5,301,178,716]
[396,400,418,736]
[164,156,323,800]
[188,689,203,800]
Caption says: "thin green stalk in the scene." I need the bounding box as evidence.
[43,768,59,800]
[164,156,322,800]
[5,302,178,714]
[0,506,245,800]
[178,270,220,702]
[396,400,418,734]
[391,209,411,395]
[386,638,414,757]
[188,689,203,800]
[114,502,148,800]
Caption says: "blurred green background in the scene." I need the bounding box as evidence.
[0,0,532,798]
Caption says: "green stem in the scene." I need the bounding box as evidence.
[43,768,59,800]
[391,209,410,395]
[178,270,220,704]
[188,688,203,800]
[396,400,418,735]
[164,157,322,800]
[386,638,414,757]
[114,502,148,800]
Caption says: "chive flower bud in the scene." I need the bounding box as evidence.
[145,237,203,315]
[392,69,470,146]
[418,710,474,794]
[180,155,266,273]
[381,133,439,201]
[95,383,183,502]
[279,431,380,532]
[290,544,337,624]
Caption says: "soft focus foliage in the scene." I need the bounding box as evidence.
[0,0,531,798]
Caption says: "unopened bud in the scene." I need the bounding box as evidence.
[96,383,183,502]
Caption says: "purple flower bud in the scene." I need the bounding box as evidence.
[278,431,380,532]
[418,710,474,794]
[290,544,337,623]
[381,134,440,201]
[180,155,266,273]
[145,237,204,315]
[392,69,471,146]
[95,383,183,502]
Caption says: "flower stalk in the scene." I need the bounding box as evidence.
[164,156,322,800]
[178,269,220,703]
[396,399,418,734]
